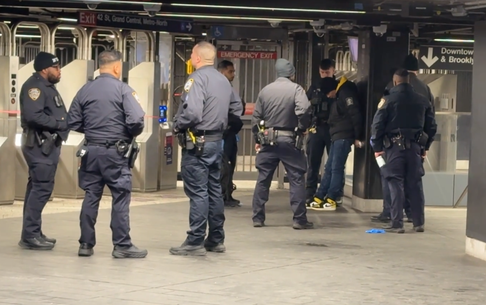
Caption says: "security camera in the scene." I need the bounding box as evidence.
[84,1,100,10]
[372,24,387,37]
[144,4,161,17]
[269,20,281,28]
[310,19,325,28]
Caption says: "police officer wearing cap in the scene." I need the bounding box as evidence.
[18,51,69,250]
[251,58,314,230]
[371,69,437,233]
[68,50,147,258]
[304,59,333,204]
[170,42,242,256]
[372,53,435,224]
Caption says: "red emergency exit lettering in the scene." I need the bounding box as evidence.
[217,51,277,60]
[79,12,97,26]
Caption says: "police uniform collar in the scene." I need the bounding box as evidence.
[196,65,213,71]
[389,82,412,93]
[32,72,54,87]
[97,73,118,80]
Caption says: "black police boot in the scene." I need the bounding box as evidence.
[253,220,265,228]
[224,200,239,208]
[293,221,314,230]
[305,197,313,208]
[204,240,226,253]
[230,195,241,205]
[112,244,148,258]
[169,241,206,256]
[18,237,55,250]
[371,213,391,223]
[78,243,94,257]
[382,225,405,234]
[41,234,57,244]
[413,225,425,233]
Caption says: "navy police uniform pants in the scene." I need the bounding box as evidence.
[252,137,308,224]
[78,145,133,247]
[181,140,225,246]
[21,144,61,239]
[223,132,238,197]
[383,142,425,228]
[305,123,331,199]
[381,174,412,219]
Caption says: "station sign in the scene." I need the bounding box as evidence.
[217,51,278,60]
[78,11,193,34]
[419,46,473,71]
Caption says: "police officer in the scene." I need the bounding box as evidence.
[309,75,363,211]
[217,60,245,207]
[371,69,437,233]
[372,53,435,223]
[170,42,242,256]
[67,50,147,258]
[251,58,314,229]
[305,59,333,204]
[18,52,69,250]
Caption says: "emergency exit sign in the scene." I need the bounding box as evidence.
[419,46,473,71]
[217,51,277,60]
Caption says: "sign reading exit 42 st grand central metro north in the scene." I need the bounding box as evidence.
[419,46,474,71]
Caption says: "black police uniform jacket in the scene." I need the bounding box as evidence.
[327,79,363,141]
[20,73,69,141]
[370,83,437,152]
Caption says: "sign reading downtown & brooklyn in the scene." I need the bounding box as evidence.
[419,46,473,71]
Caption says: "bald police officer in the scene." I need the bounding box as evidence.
[371,69,437,233]
[19,52,69,250]
[170,42,242,256]
[251,58,314,229]
[68,50,147,258]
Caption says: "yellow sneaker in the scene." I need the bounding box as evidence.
[310,197,336,211]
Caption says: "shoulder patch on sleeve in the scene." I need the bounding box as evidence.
[28,88,41,101]
[132,91,141,104]
[184,78,194,92]
[377,98,386,109]
[345,97,354,106]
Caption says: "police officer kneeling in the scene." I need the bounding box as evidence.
[371,69,437,233]
[19,52,69,250]
[171,41,242,256]
[251,58,313,229]
[68,50,147,258]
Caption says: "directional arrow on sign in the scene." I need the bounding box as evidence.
[186,23,192,31]
[421,47,439,67]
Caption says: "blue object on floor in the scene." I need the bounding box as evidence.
[366,229,386,234]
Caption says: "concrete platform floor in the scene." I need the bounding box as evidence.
[0,184,485,305]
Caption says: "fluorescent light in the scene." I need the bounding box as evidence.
[156,13,311,22]
[57,18,78,22]
[434,38,474,43]
[170,3,365,14]
[0,34,42,38]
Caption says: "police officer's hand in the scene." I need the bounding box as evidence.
[255,144,261,153]
[327,90,337,98]
[354,140,363,148]
[57,119,68,131]
[374,151,384,158]
[422,150,427,158]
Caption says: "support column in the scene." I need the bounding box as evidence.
[351,29,409,212]
[466,21,486,261]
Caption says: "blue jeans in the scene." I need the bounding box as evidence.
[315,139,353,200]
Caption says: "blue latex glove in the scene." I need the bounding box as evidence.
[366,229,386,234]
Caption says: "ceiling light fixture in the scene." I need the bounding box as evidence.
[434,38,474,43]
[170,3,365,14]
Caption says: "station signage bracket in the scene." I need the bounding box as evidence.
[418,46,473,71]
[78,11,193,34]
